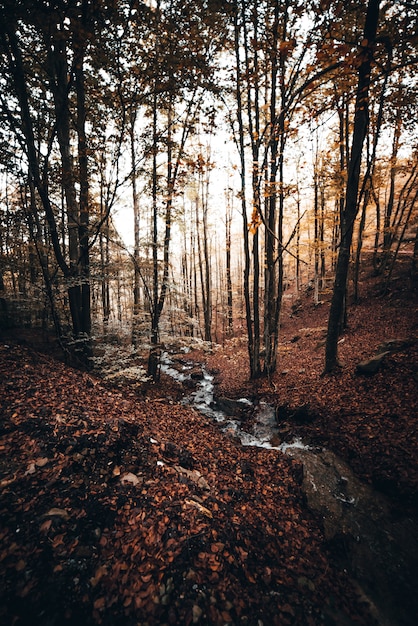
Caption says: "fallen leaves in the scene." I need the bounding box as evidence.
[184,498,213,518]
[174,465,210,490]
[1,343,350,626]
[119,472,141,486]
[42,508,70,520]
[0,474,16,487]
[1,258,417,626]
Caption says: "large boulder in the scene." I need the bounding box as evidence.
[355,351,389,376]
[356,336,417,376]
[284,446,418,626]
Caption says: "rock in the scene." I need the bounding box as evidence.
[183,378,197,389]
[357,337,417,376]
[276,403,315,425]
[377,337,416,354]
[190,368,204,380]
[283,445,418,626]
[355,351,389,375]
[213,396,252,418]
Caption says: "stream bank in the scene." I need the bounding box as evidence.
[162,352,418,626]
[285,446,418,626]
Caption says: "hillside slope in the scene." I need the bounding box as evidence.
[1,254,417,626]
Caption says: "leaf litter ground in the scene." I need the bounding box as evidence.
[1,254,417,626]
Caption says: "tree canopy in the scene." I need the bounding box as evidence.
[0,0,417,374]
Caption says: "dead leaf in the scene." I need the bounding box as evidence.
[90,565,107,587]
[43,508,69,520]
[93,597,106,610]
[0,474,17,487]
[210,542,225,553]
[40,519,52,532]
[52,534,65,548]
[25,463,36,475]
[35,457,49,467]
[120,472,141,486]
[184,499,213,518]
[174,466,210,490]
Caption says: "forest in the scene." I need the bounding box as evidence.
[0,1,418,625]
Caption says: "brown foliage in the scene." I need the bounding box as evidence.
[0,256,416,625]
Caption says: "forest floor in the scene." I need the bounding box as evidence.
[1,252,417,626]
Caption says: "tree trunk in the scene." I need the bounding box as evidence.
[263,0,286,377]
[225,197,233,337]
[233,1,261,378]
[325,0,380,373]
[412,223,418,285]
[353,194,368,303]
[130,110,141,346]
[383,116,401,252]
[1,18,91,358]
[148,88,160,379]
[313,157,320,306]
[75,44,91,339]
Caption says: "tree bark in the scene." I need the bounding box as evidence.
[325,0,380,373]
[233,1,261,378]
[0,17,92,352]
[75,39,91,338]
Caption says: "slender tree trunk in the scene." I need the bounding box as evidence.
[202,191,212,343]
[157,98,174,324]
[129,110,142,345]
[412,223,418,285]
[225,198,233,337]
[372,185,381,271]
[313,159,320,305]
[385,187,418,287]
[233,1,261,378]
[263,0,287,377]
[353,193,368,302]
[383,116,401,252]
[296,191,301,292]
[75,45,91,339]
[320,188,326,285]
[148,88,161,380]
[325,0,380,373]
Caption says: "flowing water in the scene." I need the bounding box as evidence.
[161,352,418,626]
[161,352,307,451]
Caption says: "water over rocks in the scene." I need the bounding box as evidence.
[162,353,418,626]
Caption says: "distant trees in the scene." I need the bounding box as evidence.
[0,0,123,362]
[0,0,417,377]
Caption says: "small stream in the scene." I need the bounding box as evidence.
[161,352,418,626]
[162,352,306,451]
